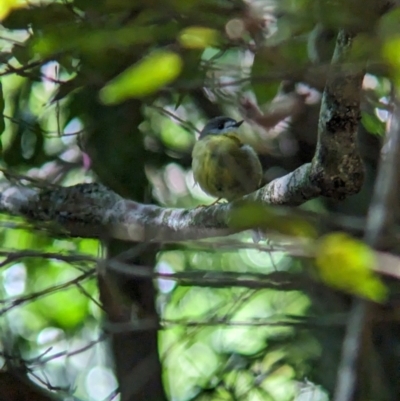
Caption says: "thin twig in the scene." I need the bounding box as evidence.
[0,269,95,315]
[0,249,96,269]
[149,105,200,133]
[30,334,106,366]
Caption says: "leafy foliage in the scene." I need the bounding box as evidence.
[315,233,387,302]
[0,0,399,400]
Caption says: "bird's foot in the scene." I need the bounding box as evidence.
[195,198,223,208]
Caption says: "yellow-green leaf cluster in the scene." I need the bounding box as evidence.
[383,37,400,85]
[178,26,220,49]
[100,50,183,104]
[0,0,22,21]
[315,233,387,302]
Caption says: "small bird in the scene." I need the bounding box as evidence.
[192,116,263,203]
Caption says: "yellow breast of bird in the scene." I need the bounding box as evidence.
[192,132,262,201]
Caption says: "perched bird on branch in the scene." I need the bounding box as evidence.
[192,116,263,203]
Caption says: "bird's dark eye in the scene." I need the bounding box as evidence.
[218,122,225,129]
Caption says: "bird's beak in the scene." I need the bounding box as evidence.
[234,120,244,128]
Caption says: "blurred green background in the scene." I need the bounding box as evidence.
[0,0,397,400]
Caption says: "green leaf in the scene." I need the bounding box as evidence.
[2,3,74,30]
[174,92,186,110]
[178,26,220,49]
[378,7,400,38]
[99,51,183,104]
[160,118,194,150]
[382,35,400,88]
[0,0,21,21]
[315,233,388,302]
[253,81,281,105]
[37,286,89,329]
[361,110,385,136]
[251,50,281,104]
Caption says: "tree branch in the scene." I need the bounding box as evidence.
[0,29,365,242]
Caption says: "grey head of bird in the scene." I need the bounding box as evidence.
[199,116,244,139]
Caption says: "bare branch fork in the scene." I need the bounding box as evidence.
[0,30,365,243]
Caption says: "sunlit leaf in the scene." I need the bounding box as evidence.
[178,26,220,49]
[382,36,400,87]
[31,263,91,329]
[315,233,387,302]
[160,119,194,150]
[0,0,23,21]
[99,51,183,104]
[37,287,89,329]
[361,111,385,136]
[2,3,70,28]
[32,24,173,59]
